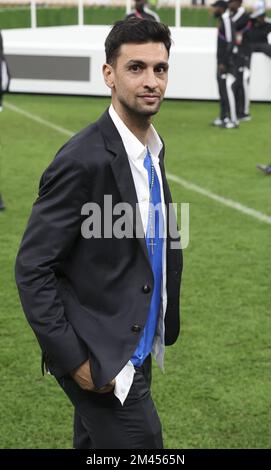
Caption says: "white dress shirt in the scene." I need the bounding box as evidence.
[109,105,167,405]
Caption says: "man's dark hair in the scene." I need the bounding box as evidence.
[105,18,172,65]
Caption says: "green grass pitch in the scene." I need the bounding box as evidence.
[0,93,270,448]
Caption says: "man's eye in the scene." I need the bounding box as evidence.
[130,65,141,72]
[156,66,166,74]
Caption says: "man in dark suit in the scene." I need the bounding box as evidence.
[15,18,182,449]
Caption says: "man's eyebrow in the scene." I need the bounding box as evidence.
[126,60,147,67]
[155,62,169,69]
[125,60,169,68]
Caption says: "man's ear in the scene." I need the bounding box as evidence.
[103,63,114,89]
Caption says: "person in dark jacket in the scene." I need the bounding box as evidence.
[211,0,238,129]
[249,2,271,57]
[228,0,252,121]
[15,19,182,450]
[126,0,160,22]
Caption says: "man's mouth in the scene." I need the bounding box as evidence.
[138,94,160,103]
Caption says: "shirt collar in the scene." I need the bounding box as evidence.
[109,104,162,162]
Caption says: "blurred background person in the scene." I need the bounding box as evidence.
[256,163,271,174]
[249,1,271,58]
[125,0,160,22]
[0,29,5,210]
[0,28,10,112]
[229,0,252,121]
[211,0,238,129]
[0,29,4,112]
[0,194,4,211]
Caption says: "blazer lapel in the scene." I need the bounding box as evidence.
[97,110,150,265]
[158,147,172,206]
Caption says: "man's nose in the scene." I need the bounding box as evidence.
[143,69,158,90]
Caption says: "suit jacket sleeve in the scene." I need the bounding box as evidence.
[15,147,90,377]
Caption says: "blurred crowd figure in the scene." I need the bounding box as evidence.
[125,0,160,22]
[211,0,271,129]
[252,6,269,183]
[0,28,10,113]
[0,193,4,211]
[0,29,4,112]
[230,0,252,122]
[0,29,4,211]
[250,1,271,57]
[212,1,238,128]
[256,163,271,174]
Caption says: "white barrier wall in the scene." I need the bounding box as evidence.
[3,25,271,101]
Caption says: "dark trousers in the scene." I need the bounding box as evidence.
[57,354,163,449]
[217,67,237,122]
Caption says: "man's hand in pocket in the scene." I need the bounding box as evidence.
[71,360,115,393]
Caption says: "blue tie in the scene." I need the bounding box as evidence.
[131,148,164,367]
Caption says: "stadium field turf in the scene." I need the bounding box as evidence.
[0,93,270,448]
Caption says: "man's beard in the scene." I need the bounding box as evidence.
[119,96,162,118]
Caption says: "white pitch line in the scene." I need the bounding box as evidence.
[167,173,271,225]
[6,101,271,225]
[5,102,74,137]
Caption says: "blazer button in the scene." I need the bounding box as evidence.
[131,325,142,333]
[142,285,151,294]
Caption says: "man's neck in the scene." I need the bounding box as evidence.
[112,102,151,146]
